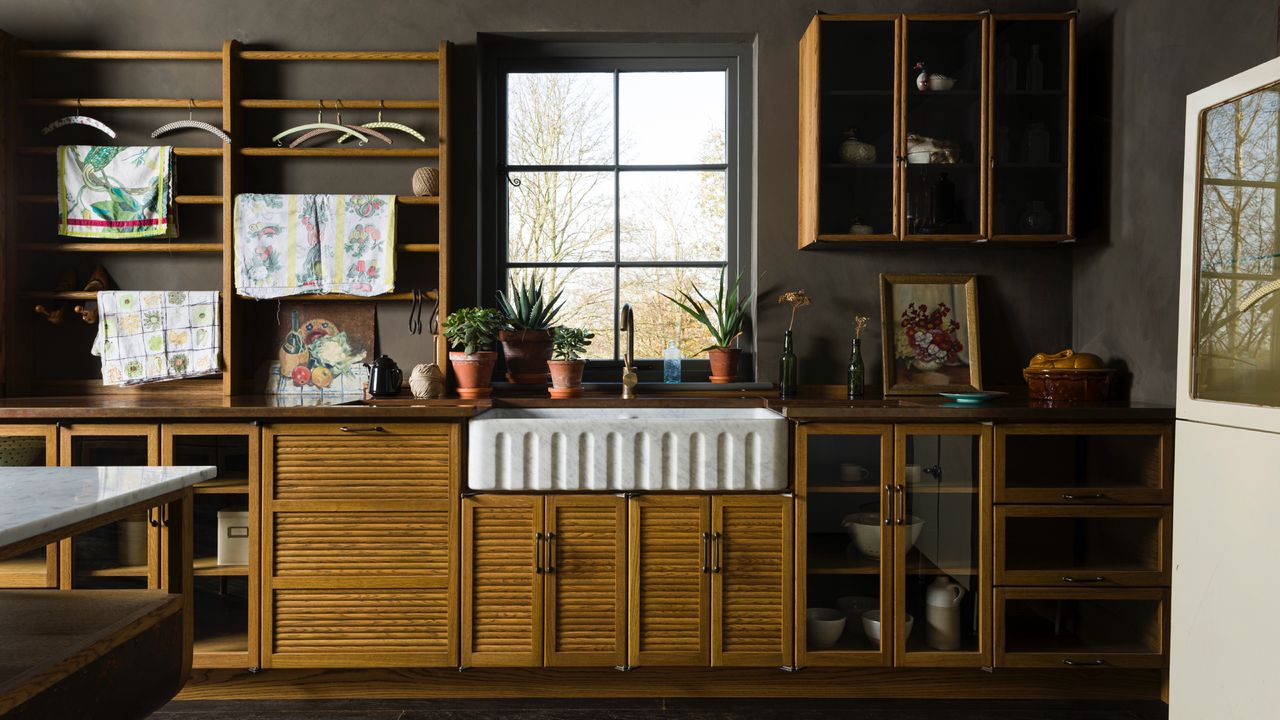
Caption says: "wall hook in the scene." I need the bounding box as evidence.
[34,305,65,324]
[74,304,98,324]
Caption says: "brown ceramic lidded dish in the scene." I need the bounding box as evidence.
[1023,349,1115,403]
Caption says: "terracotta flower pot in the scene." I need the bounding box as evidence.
[448,350,497,399]
[708,347,741,384]
[499,329,555,384]
[547,359,586,399]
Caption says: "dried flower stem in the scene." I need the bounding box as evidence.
[778,289,812,332]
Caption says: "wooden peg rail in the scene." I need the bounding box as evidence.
[22,98,223,108]
[240,99,439,110]
[17,49,221,60]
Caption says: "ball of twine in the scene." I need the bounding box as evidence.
[412,167,440,197]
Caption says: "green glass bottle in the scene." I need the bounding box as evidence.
[847,338,865,399]
[779,330,798,399]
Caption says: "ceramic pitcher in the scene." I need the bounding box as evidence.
[925,575,966,651]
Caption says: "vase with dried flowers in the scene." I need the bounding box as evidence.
[848,314,870,399]
[777,289,811,398]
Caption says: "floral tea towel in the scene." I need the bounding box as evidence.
[58,146,176,239]
[234,193,395,298]
[91,291,220,386]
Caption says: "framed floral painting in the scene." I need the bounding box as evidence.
[879,274,982,395]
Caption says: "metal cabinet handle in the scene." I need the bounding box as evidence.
[1062,658,1105,667]
[1061,492,1105,500]
[545,532,555,574]
[147,508,160,528]
[712,531,722,574]
[895,484,905,525]
[884,485,893,526]
[701,532,711,573]
[534,531,543,574]
[1061,576,1105,583]
[339,425,384,433]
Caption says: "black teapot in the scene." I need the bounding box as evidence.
[365,354,403,397]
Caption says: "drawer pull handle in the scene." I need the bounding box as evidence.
[884,484,893,526]
[701,532,710,574]
[1062,658,1105,667]
[534,532,544,574]
[1061,576,1106,583]
[712,531,722,574]
[895,484,905,525]
[339,425,384,433]
[1061,493,1105,500]
[545,532,556,574]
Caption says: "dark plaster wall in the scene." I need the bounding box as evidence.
[1073,0,1278,403]
[3,0,1089,388]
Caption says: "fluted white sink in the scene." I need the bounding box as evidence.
[467,408,788,492]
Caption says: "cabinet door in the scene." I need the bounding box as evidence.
[0,425,58,588]
[59,424,160,589]
[544,495,626,667]
[996,587,1168,668]
[462,494,543,667]
[262,423,458,668]
[628,495,710,667]
[995,424,1173,505]
[995,505,1172,588]
[712,495,793,667]
[893,424,991,667]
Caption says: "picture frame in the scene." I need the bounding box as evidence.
[879,273,982,395]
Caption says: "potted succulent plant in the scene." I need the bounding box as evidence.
[442,306,503,399]
[496,278,564,384]
[662,269,751,383]
[547,327,594,399]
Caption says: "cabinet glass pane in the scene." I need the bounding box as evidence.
[991,19,1071,236]
[0,434,53,587]
[1002,432,1163,492]
[819,20,897,237]
[1003,515,1162,575]
[68,436,151,589]
[900,433,980,655]
[1003,596,1163,655]
[1194,81,1280,405]
[904,19,984,236]
[803,434,885,658]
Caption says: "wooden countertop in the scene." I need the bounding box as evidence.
[0,391,1173,422]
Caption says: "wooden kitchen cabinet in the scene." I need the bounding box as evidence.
[462,494,627,668]
[995,587,1169,668]
[995,424,1173,504]
[261,423,459,668]
[0,424,58,588]
[995,504,1172,587]
[629,495,793,668]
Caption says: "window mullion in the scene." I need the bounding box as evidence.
[612,67,622,362]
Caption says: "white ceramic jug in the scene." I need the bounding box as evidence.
[925,576,966,651]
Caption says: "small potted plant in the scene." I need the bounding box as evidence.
[442,306,503,399]
[662,269,750,383]
[496,278,564,384]
[547,327,594,399]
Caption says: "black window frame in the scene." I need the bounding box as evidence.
[479,34,756,382]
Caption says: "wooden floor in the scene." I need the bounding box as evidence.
[152,698,1169,719]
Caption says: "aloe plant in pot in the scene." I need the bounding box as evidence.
[496,278,564,384]
[547,327,594,399]
[662,269,751,383]
[442,307,503,399]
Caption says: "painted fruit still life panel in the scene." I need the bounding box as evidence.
[263,302,375,397]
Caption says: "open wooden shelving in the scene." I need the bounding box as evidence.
[1,37,452,397]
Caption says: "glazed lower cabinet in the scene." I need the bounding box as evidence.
[261,423,460,668]
[461,494,628,668]
[463,493,793,669]
[629,495,794,668]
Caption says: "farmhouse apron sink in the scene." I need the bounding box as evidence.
[467,407,788,492]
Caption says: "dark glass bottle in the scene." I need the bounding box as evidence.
[847,338,865,399]
[779,330,798,399]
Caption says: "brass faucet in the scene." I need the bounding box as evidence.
[620,303,637,400]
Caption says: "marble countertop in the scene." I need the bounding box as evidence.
[0,466,217,553]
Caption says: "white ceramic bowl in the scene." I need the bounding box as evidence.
[862,609,913,645]
[806,608,846,649]
[842,514,926,558]
[836,595,878,637]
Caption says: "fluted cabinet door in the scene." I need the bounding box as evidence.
[462,494,543,667]
[628,496,710,667]
[712,495,794,668]
[262,423,458,669]
[544,495,626,667]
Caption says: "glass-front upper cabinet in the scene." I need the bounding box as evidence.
[799,15,901,243]
[902,16,987,240]
[1191,79,1280,407]
[893,425,990,666]
[989,14,1075,240]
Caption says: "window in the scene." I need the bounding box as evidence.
[481,37,754,373]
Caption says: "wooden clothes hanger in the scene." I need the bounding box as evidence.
[289,102,392,147]
[40,98,117,138]
[151,99,231,144]
[337,100,427,144]
[273,101,371,146]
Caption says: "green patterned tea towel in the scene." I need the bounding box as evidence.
[58,145,176,238]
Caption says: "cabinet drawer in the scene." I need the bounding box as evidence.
[995,425,1171,504]
[995,506,1171,587]
[267,423,453,504]
[273,510,449,578]
[269,587,451,667]
[995,588,1168,669]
